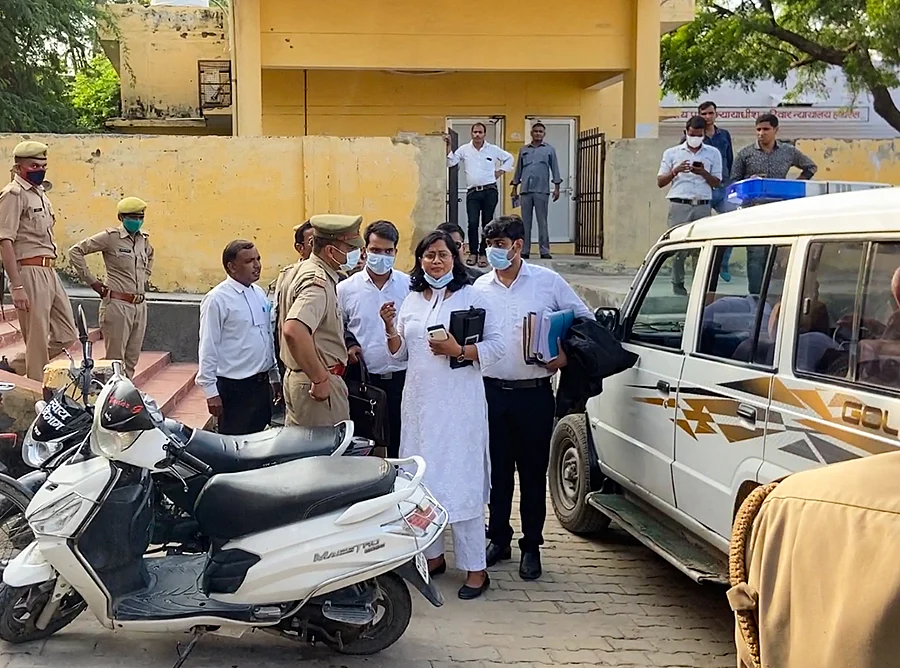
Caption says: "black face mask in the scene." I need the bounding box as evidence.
[24,170,46,186]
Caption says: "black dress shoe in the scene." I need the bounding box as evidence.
[458,572,490,600]
[519,551,542,580]
[521,254,530,259]
[429,559,447,577]
[485,541,512,567]
[540,253,553,260]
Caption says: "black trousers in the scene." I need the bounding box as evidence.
[369,370,406,459]
[485,379,556,553]
[465,187,498,257]
[216,372,272,435]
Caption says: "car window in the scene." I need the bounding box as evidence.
[698,244,790,367]
[855,241,900,391]
[794,241,864,379]
[627,247,701,351]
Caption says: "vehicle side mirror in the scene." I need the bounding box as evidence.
[76,305,89,344]
[595,307,620,332]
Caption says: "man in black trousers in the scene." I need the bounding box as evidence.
[474,215,593,580]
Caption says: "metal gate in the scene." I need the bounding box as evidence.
[446,128,460,225]
[574,128,605,256]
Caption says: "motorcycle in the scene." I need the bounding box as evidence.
[1,359,447,663]
[9,307,375,552]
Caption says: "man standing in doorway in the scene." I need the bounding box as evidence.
[511,122,562,260]
[0,141,77,381]
[338,220,409,458]
[197,240,279,435]
[657,115,722,295]
[732,113,817,293]
[69,196,154,379]
[446,123,514,269]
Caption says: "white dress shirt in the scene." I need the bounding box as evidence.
[447,141,514,188]
[196,277,279,399]
[474,262,594,381]
[658,142,723,201]
[337,268,410,376]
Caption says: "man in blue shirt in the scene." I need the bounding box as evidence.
[698,100,736,280]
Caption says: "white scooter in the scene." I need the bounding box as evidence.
[0,361,447,665]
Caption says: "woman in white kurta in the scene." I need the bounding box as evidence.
[382,231,504,600]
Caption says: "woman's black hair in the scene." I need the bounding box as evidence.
[409,230,472,293]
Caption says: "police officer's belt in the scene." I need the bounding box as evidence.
[18,256,54,268]
[109,291,145,305]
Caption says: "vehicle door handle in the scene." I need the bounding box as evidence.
[737,404,757,422]
[656,380,670,394]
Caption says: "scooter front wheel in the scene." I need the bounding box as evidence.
[327,572,412,656]
[0,581,86,644]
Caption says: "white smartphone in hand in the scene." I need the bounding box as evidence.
[427,325,449,341]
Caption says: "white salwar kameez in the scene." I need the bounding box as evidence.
[391,285,504,572]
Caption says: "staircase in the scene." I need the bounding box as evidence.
[0,307,208,427]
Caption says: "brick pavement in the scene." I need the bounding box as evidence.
[0,506,735,668]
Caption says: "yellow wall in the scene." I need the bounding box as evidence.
[258,0,633,72]
[796,139,900,183]
[102,4,229,119]
[261,70,623,141]
[0,134,444,293]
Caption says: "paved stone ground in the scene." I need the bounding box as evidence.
[0,502,736,668]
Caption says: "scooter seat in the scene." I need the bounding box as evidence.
[193,456,397,540]
[182,422,350,474]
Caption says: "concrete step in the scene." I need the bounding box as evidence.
[168,384,211,429]
[136,363,198,416]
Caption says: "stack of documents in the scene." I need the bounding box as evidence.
[523,309,574,364]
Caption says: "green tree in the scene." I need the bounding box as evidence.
[661,0,900,132]
[0,0,102,132]
[70,55,121,132]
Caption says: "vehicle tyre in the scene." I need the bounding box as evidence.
[0,474,36,564]
[329,572,412,655]
[0,581,86,644]
[548,415,611,535]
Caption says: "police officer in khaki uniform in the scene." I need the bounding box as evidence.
[0,141,77,381]
[281,214,363,427]
[68,197,154,378]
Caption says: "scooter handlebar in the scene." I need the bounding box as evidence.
[172,447,213,476]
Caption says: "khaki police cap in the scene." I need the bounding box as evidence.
[13,141,48,160]
[310,214,364,248]
[117,197,148,215]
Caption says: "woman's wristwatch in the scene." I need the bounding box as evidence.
[456,344,467,363]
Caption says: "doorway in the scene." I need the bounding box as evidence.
[446,117,505,234]
[525,117,577,244]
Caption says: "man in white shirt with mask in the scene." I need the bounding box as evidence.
[337,220,410,457]
[446,123,514,269]
[197,240,280,435]
[657,114,722,295]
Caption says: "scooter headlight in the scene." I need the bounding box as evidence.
[30,493,85,537]
[90,427,139,459]
[21,425,64,468]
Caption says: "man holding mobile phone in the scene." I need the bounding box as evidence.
[657,115,722,295]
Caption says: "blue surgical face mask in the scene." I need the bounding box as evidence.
[486,246,513,270]
[366,253,395,276]
[424,269,453,289]
[336,247,361,272]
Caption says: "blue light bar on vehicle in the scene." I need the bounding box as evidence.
[726,177,891,207]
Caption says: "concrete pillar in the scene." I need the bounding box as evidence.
[622,0,660,139]
[233,0,262,137]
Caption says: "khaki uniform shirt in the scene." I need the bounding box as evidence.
[273,259,304,343]
[0,175,58,260]
[281,254,347,371]
[68,227,154,294]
